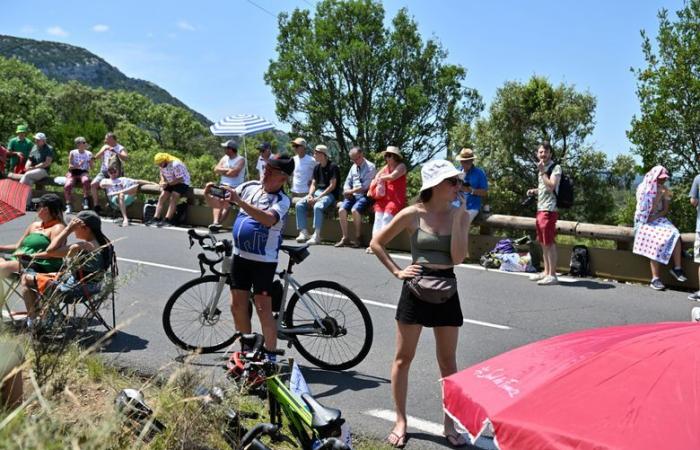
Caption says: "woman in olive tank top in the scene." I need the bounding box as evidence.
[370,160,471,448]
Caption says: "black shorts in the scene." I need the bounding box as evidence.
[395,268,463,327]
[163,183,191,196]
[230,255,277,295]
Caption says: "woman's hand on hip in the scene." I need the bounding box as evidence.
[395,264,422,280]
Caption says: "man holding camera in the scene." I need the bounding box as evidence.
[204,140,246,233]
[527,141,561,286]
[456,148,488,221]
[223,154,294,354]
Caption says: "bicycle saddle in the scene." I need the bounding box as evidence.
[280,244,310,264]
[301,392,343,433]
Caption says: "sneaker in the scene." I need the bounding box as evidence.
[208,223,222,233]
[529,273,546,282]
[692,307,700,322]
[144,217,159,226]
[650,278,665,291]
[82,198,90,210]
[334,237,351,248]
[296,230,310,243]
[669,268,688,283]
[537,275,559,286]
[65,205,72,214]
[307,233,321,245]
[688,291,700,301]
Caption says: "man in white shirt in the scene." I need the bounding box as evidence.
[290,137,316,205]
[256,142,272,180]
[204,140,246,232]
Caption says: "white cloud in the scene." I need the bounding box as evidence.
[92,24,109,33]
[176,20,195,31]
[20,25,35,34]
[46,26,68,37]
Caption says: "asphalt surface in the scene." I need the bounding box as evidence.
[2,214,697,449]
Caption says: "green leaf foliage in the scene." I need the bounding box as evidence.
[628,0,700,183]
[264,0,483,174]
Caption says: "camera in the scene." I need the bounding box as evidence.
[209,185,228,199]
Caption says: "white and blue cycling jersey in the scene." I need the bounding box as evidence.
[232,181,291,263]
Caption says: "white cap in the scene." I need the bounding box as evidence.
[34,132,47,141]
[420,159,462,192]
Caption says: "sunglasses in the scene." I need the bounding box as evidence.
[444,177,461,186]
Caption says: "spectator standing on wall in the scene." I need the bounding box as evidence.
[527,141,561,286]
[20,132,54,211]
[256,142,272,180]
[455,148,488,222]
[335,146,376,248]
[91,132,128,213]
[63,137,93,213]
[290,138,316,204]
[204,140,246,233]
[367,146,407,254]
[295,144,341,245]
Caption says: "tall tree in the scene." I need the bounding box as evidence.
[628,0,700,179]
[265,0,482,170]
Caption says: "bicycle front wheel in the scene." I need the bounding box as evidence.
[284,280,373,370]
[162,275,236,353]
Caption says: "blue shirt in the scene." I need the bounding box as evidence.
[461,166,488,211]
[232,181,291,263]
[343,159,376,199]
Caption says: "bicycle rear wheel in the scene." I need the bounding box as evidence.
[162,275,236,353]
[284,280,373,370]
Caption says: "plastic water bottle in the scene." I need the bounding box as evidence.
[452,192,465,209]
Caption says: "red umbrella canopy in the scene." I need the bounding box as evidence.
[443,322,700,450]
[0,179,30,225]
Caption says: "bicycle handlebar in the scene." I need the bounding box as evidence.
[197,253,224,277]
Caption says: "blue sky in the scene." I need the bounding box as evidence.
[3,0,684,157]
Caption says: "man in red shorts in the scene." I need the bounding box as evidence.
[527,141,561,286]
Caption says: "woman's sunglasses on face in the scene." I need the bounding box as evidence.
[444,177,461,186]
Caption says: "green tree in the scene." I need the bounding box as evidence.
[628,0,700,179]
[265,0,482,173]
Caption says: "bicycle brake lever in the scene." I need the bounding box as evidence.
[188,234,195,249]
[199,259,205,277]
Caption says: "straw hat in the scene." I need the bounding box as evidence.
[455,148,476,162]
[383,146,403,160]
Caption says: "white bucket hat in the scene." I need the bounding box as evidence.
[420,159,462,192]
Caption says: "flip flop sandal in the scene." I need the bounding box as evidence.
[387,431,407,448]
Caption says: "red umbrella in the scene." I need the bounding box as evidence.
[443,322,700,450]
[0,179,30,225]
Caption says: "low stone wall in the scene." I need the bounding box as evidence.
[37,180,698,290]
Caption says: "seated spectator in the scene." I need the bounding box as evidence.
[91,132,128,213]
[204,140,246,233]
[0,193,65,279]
[64,136,93,213]
[290,138,316,204]
[367,146,407,253]
[633,165,687,290]
[20,211,112,325]
[335,146,376,248]
[19,132,54,210]
[100,168,140,227]
[6,124,33,176]
[456,147,488,221]
[0,145,7,177]
[295,145,341,245]
[146,153,192,227]
[256,142,272,181]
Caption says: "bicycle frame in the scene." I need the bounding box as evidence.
[265,373,315,449]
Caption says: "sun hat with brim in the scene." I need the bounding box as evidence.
[16,125,28,134]
[314,145,329,155]
[383,146,402,160]
[420,159,462,192]
[291,137,307,147]
[455,148,476,161]
[267,153,295,176]
[34,132,46,141]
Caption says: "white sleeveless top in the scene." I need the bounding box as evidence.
[220,155,246,187]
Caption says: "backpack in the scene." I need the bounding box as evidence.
[171,202,189,226]
[569,245,590,277]
[547,163,574,209]
[143,199,157,222]
[492,239,516,254]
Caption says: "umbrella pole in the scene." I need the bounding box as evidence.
[242,135,250,179]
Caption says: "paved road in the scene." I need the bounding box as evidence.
[2,214,697,449]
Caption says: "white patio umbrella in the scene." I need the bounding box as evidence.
[210,114,275,175]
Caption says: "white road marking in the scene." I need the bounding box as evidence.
[364,409,444,436]
[117,257,199,274]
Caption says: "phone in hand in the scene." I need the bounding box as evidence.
[209,186,228,199]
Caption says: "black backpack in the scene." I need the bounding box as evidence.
[569,245,590,277]
[547,163,574,209]
[172,202,189,226]
[142,199,157,222]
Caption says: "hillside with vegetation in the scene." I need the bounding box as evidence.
[0,34,211,126]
